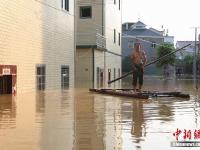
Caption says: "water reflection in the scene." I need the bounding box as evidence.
[38,90,74,150]
[74,90,104,150]
[36,91,45,114]
[131,100,146,149]
[74,89,123,150]
[0,95,16,129]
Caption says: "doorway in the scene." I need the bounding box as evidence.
[0,75,12,94]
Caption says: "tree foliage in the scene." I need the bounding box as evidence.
[176,54,200,74]
[156,43,176,68]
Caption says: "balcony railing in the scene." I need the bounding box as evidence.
[96,32,106,49]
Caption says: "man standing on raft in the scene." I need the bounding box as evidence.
[131,42,147,92]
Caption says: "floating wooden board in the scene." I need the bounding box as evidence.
[89,89,190,99]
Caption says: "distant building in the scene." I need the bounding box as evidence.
[164,36,174,45]
[76,0,122,88]
[176,41,197,59]
[175,41,200,76]
[122,21,164,74]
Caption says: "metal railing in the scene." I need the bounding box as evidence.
[96,32,106,49]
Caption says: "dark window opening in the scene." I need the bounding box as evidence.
[80,6,92,18]
[118,32,121,46]
[36,65,46,90]
[108,69,111,87]
[114,29,116,43]
[151,42,156,48]
[61,66,69,89]
[108,69,111,81]
[0,75,12,94]
[62,0,69,11]
[113,68,116,87]
[118,68,121,85]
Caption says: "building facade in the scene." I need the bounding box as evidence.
[75,0,122,88]
[0,0,75,94]
[175,41,199,76]
[122,21,164,74]
[176,41,197,59]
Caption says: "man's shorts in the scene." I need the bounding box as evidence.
[132,64,143,86]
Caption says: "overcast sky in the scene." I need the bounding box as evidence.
[122,0,200,42]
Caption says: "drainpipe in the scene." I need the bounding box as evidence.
[102,0,106,88]
[92,47,95,88]
[102,0,104,35]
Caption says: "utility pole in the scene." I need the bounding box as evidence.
[199,34,200,54]
[198,34,200,88]
[192,27,199,90]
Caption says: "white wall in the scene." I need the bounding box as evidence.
[0,0,75,92]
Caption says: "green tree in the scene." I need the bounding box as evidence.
[156,43,176,77]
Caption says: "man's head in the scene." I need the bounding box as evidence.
[134,42,141,52]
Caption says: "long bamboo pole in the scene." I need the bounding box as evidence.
[108,44,191,84]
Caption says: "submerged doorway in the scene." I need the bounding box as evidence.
[0,75,12,94]
[0,65,17,95]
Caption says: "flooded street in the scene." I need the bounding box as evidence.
[0,78,200,150]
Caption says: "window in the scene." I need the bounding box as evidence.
[61,0,69,11]
[36,65,46,90]
[128,41,134,48]
[108,69,111,87]
[113,68,116,79]
[119,0,120,10]
[97,67,100,88]
[151,42,156,48]
[118,68,121,84]
[114,29,116,43]
[61,66,69,89]
[108,69,111,81]
[118,68,121,78]
[113,68,116,87]
[114,0,116,4]
[80,6,92,18]
[118,32,121,46]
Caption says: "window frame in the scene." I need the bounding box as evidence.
[80,6,92,19]
[151,42,156,48]
[61,0,69,12]
[118,32,121,46]
[36,64,46,91]
[61,65,70,89]
[114,29,116,43]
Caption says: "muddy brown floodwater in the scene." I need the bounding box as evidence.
[0,77,200,150]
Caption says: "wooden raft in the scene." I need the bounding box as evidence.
[89,89,190,99]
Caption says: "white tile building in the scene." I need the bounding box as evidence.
[0,0,75,94]
[76,0,122,88]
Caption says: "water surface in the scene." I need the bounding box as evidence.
[0,78,200,150]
